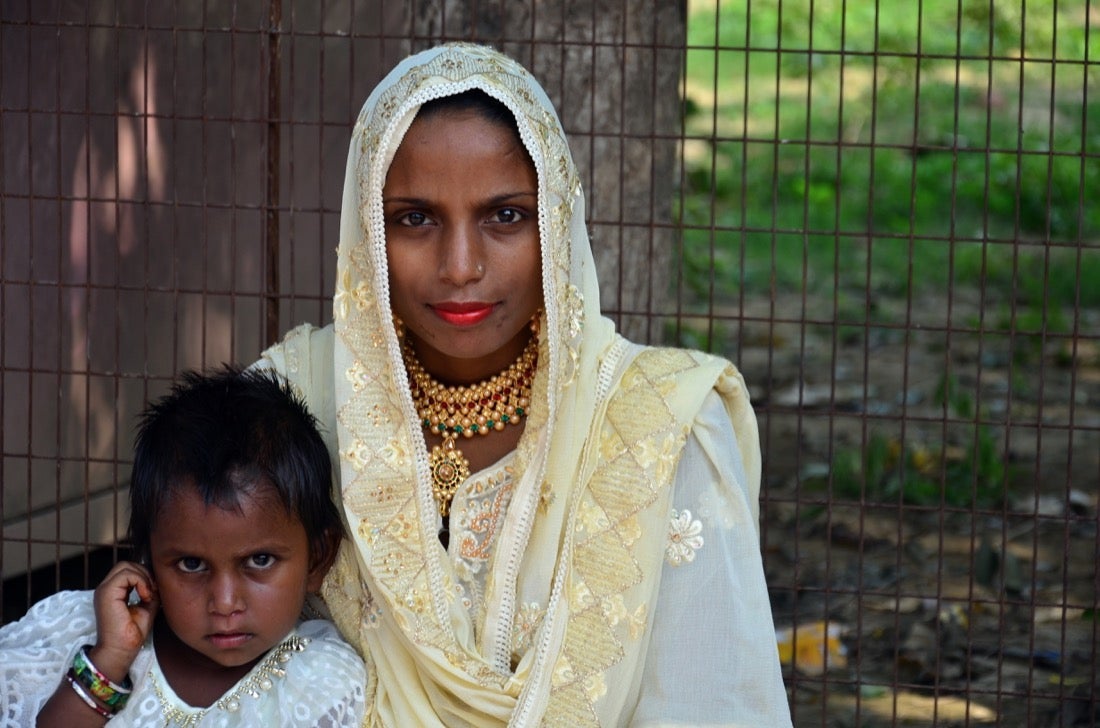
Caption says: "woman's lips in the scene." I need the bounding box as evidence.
[431,302,495,326]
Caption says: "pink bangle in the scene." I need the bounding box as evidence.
[66,669,112,719]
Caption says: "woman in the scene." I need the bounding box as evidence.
[258,42,792,727]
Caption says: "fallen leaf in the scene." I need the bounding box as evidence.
[776,621,848,675]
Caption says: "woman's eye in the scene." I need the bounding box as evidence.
[398,211,429,227]
[492,208,525,224]
[249,553,276,569]
[177,557,205,573]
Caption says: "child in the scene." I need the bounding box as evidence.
[0,368,366,727]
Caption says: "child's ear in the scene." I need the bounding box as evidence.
[306,529,341,592]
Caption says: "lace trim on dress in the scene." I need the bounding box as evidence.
[148,634,309,726]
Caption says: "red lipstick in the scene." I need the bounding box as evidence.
[432,301,495,326]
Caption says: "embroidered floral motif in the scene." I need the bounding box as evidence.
[403,586,430,614]
[334,265,372,321]
[564,284,584,339]
[378,440,409,469]
[569,578,596,612]
[575,498,610,535]
[345,361,372,392]
[386,512,415,541]
[551,653,576,688]
[598,427,626,463]
[538,480,555,512]
[583,672,608,703]
[666,508,704,565]
[603,594,647,640]
[341,439,372,471]
[361,581,383,629]
[512,601,545,656]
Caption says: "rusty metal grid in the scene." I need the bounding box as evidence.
[2,2,1098,726]
[682,2,1099,727]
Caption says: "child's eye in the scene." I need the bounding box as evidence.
[177,557,205,573]
[249,553,276,569]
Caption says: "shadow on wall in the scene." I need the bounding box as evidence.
[3,3,273,579]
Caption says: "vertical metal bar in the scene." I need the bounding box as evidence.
[265,0,282,347]
[0,0,8,615]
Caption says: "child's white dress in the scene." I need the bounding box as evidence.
[0,590,367,727]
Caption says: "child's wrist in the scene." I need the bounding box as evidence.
[70,644,134,717]
[86,643,136,686]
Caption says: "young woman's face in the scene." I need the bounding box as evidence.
[383,108,541,383]
[148,483,325,670]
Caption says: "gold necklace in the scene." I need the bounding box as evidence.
[403,334,537,517]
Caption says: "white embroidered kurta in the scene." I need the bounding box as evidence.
[0,591,367,727]
[257,42,792,727]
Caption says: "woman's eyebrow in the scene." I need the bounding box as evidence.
[489,191,537,203]
[382,195,431,205]
[383,191,537,206]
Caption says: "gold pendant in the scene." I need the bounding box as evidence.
[429,439,470,516]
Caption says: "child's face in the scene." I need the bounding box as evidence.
[147,482,326,669]
[383,108,542,383]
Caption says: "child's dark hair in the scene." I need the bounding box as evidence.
[127,367,341,562]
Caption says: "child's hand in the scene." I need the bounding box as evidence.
[90,560,159,682]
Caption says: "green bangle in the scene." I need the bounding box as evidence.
[73,644,132,710]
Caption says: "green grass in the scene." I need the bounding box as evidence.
[813,374,1010,508]
[680,0,1100,317]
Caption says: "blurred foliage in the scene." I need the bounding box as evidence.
[679,0,1100,316]
[820,374,1008,507]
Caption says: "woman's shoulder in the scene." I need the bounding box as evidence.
[258,322,334,367]
[254,324,337,422]
[620,343,752,415]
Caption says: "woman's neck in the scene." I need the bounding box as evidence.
[408,327,534,385]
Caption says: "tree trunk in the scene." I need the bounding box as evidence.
[408,0,686,344]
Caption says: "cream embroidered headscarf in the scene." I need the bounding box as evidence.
[320,43,759,727]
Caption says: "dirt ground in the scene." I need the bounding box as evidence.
[729,292,1100,727]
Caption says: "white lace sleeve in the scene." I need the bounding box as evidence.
[632,391,793,727]
[0,590,98,728]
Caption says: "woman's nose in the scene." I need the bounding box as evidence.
[438,222,485,286]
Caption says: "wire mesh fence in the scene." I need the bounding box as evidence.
[1,1,1097,725]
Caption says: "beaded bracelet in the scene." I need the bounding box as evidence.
[65,669,113,719]
[73,644,132,710]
